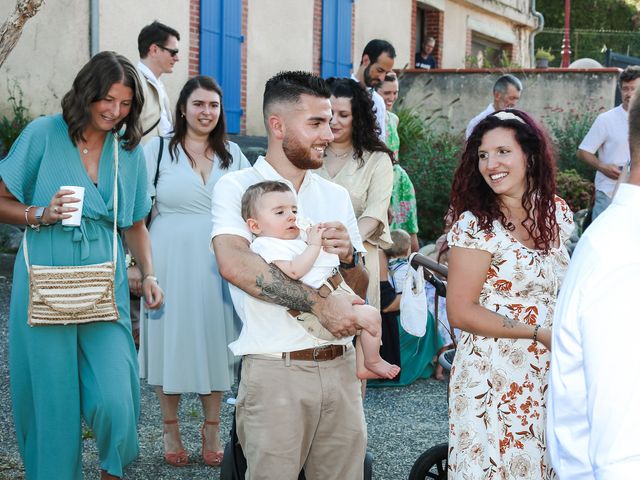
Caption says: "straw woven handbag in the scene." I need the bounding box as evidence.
[24,136,121,326]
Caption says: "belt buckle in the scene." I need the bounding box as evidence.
[312,345,328,361]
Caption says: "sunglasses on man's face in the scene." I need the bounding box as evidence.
[155,44,179,57]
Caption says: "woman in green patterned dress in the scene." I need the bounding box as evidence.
[377,73,420,252]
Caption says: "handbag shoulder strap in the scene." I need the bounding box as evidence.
[23,134,119,267]
[111,134,119,264]
[153,136,164,190]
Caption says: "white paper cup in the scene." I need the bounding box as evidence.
[60,186,85,227]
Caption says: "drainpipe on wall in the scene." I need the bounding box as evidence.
[90,0,99,57]
[530,0,544,68]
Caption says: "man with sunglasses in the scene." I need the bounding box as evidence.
[136,20,180,143]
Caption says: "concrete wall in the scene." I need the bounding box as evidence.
[397,69,619,136]
[0,0,90,117]
[442,2,532,68]
[353,0,413,69]
[99,1,190,111]
[245,0,315,135]
[440,2,467,69]
[0,1,189,119]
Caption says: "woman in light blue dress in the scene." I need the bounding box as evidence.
[0,52,163,480]
[138,76,250,467]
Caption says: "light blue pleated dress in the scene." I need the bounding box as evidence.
[138,136,250,394]
[0,115,151,479]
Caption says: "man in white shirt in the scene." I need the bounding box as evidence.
[136,21,180,142]
[211,71,371,479]
[577,66,640,219]
[548,88,640,479]
[465,74,523,139]
[351,39,396,142]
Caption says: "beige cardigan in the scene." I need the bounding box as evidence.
[318,150,394,309]
[136,67,162,144]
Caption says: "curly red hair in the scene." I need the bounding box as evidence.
[449,109,558,251]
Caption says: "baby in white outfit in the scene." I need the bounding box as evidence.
[241,180,400,380]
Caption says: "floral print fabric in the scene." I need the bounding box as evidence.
[446,197,573,479]
[385,111,400,159]
[390,164,419,234]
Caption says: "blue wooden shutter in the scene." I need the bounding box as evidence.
[200,0,243,133]
[321,0,353,78]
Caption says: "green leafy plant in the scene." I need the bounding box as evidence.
[499,50,521,69]
[400,128,464,240]
[556,169,594,212]
[535,47,556,61]
[0,83,31,158]
[545,109,598,181]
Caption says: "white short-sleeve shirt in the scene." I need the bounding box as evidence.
[250,236,339,289]
[578,105,629,197]
[211,156,365,356]
[465,103,495,139]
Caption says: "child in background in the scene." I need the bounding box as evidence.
[384,229,412,310]
[378,229,413,371]
[241,180,400,380]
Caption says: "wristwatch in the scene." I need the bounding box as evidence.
[34,206,47,225]
[339,248,360,269]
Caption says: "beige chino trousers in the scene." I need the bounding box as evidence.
[236,346,367,479]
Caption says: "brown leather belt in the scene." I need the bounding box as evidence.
[283,344,347,362]
[287,270,343,318]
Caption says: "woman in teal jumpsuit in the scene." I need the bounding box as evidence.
[0,52,163,480]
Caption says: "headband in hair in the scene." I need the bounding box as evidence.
[492,111,526,124]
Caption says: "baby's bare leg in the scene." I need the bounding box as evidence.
[353,305,400,380]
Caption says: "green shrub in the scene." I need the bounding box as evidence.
[395,105,428,153]
[546,110,597,181]
[400,130,463,240]
[0,84,31,158]
[556,169,594,212]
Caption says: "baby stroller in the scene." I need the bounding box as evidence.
[406,253,455,480]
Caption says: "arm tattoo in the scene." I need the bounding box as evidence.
[256,264,316,312]
[502,317,517,329]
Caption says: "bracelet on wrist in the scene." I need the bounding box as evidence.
[142,274,158,283]
[532,324,541,342]
[24,205,40,231]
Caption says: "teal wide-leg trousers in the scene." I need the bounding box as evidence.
[8,261,139,480]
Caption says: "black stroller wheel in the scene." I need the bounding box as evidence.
[408,442,448,480]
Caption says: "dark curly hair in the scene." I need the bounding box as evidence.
[169,75,232,169]
[61,51,143,150]
[325,77,393,165]
[449,109,558,252]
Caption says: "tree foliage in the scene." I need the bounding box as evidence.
[536,0,640,65]
[537,0,638,30]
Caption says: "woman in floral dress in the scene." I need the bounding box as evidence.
[446,110,573,479]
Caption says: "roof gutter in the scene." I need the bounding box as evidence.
[90,0,99,56]
[530,0,544,67]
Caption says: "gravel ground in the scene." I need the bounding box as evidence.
[0,254,448,479]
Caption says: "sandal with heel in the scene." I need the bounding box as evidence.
[163,419,189,467]
[201,419,224,467]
